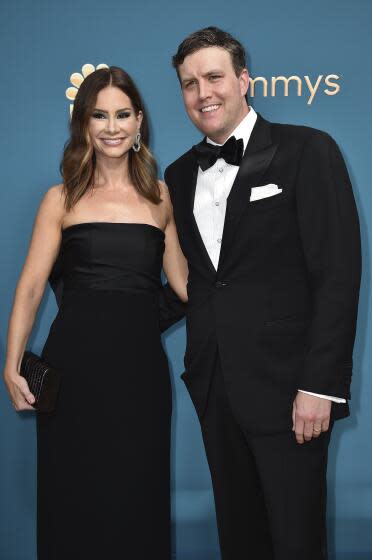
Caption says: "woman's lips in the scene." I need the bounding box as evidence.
[100,138,125,146]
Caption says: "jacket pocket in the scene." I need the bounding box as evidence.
[247,189,290,212]
[264,313,310,332]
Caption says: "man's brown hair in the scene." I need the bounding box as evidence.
[172,26,247,78]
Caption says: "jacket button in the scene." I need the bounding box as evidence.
[215,281,228,289]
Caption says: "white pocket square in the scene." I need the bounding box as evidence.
[250,184,283,202]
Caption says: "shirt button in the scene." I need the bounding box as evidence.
[218,167,224,173]
[215,201,220,206]
[217,238,222,244]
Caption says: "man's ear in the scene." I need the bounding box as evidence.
[239,68,250,97]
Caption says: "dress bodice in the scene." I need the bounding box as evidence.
[49,222,165,305]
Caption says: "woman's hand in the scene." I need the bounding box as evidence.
[4,369,36,411]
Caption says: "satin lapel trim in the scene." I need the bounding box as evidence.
[218,116,278,271]
[180,155,217,277]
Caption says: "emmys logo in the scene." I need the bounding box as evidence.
[248,74,341,105]
[66,63,109,115]
[64,66,340,109]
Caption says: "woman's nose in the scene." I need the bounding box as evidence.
[106,116,119,133]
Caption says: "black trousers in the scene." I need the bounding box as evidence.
[200,358,331,560]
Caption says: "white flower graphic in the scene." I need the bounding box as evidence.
[66,63,109,115]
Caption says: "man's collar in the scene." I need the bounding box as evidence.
[206,107,257,152]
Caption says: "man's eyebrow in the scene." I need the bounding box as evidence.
[181,70,223,86]
[203,70,223,76]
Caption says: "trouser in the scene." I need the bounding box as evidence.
[200,358,331,560]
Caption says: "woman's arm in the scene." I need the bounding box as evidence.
[161,183,188,303]
[3,185,65,411]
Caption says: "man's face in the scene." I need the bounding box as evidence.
[178,46,249,144]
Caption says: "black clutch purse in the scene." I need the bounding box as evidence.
[20,351,61,412]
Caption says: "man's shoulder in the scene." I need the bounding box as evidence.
[270,119,335,148]
[164,147,195,182]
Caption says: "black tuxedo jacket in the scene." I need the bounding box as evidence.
[164,114,361,434]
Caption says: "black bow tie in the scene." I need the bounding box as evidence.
[193,136,244,171]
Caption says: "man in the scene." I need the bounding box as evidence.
[164,27,361,560]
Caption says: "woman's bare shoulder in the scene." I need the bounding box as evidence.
[159,180,172,211]
[158,180,171,203]
[158,180,176,231]
[38,184,66,223]
[44,183,64,201]
[43,183,65,205]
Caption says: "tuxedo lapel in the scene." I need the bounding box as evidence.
[218,115,277,271]
[177,153,216,276]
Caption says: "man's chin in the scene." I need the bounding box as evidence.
[196,122,224,140]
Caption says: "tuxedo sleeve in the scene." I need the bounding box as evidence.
[296,132,361,399]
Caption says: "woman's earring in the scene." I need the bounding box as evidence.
[132,131,141,153]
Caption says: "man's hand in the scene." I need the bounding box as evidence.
[292,392,331,444]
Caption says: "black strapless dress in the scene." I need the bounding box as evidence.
[37,223,171,560]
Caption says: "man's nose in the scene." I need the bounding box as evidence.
[198,80,212,101]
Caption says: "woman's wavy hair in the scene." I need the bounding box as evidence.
[61,66,160,210]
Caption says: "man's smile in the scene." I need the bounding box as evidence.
[200,104,221,113]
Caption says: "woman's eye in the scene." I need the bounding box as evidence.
[92,112,106,119]
[117,112,131,119]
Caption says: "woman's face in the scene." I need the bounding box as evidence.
[87,86,143,159]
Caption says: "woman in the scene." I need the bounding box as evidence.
[3,66,188,559]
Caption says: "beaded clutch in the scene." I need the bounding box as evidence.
[20,351,61,412]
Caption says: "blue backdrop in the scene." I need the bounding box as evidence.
[1,1,371,559]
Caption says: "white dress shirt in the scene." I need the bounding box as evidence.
[193,107,345,404]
